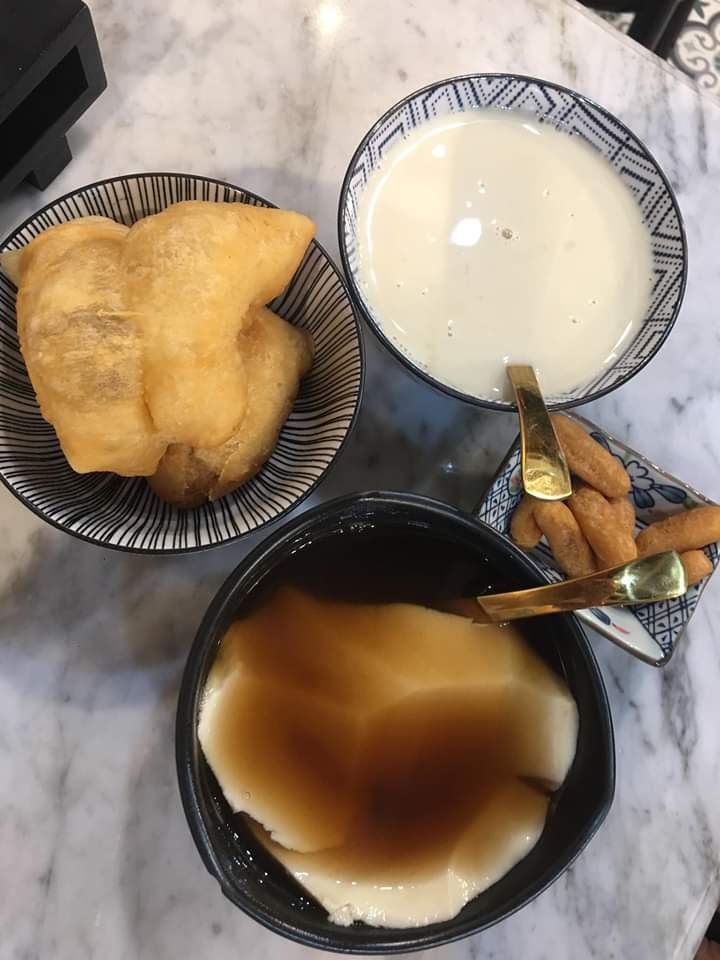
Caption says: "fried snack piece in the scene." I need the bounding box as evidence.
[534,501,595,578]
[2,218,167,475]
[510,495,542,549]
[636,505,720,557]
[551,415,630,498]
[147,445,217,509]
[680,550,713,587]
[0,249,22,285]
[123,201,315,448]
[150,307,313,507]
[608,495,636,537]
[567,484,637,568]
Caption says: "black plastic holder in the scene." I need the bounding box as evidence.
[0,0,106,200]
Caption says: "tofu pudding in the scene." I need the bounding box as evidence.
[198,585,578,929]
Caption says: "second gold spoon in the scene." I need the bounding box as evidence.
[473,551,687,623]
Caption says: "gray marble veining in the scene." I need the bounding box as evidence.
[1,1,719,958]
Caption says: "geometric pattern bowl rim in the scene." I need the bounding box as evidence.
[337,72,688,412]
[0,172,365,556]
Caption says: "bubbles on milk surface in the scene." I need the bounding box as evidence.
[356,107,653,401]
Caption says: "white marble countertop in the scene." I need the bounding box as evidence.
[2,0,719,957]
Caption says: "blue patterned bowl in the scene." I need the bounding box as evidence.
[476,412,719,666]
[338,74,687,410]
[0,174,364,554]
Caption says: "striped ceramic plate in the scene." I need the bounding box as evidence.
[0,173,363,553]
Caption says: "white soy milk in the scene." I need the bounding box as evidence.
[356,109,653,400]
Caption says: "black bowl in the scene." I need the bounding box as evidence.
[176,492,615,952]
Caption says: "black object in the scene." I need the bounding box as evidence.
[707,910,720,944]
[176,491,615,954]
[0,0,106,200]
[581,0,695,57]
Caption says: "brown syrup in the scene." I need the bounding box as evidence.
[200,529,577,904]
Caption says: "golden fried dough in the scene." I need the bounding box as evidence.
[534,501,595,578]
[150,307,313,506]
[147,444,218,509]
[567,484,637,568]
[3,218,167,475]
[506,416,717,601]
[0,249,22,285]
[636,505,720,557]
[608,496,636,537]
[510,495,542,549]
[123,202,314,448]
[551,415,630,498]
[5,203,316,495]
[680,550,713,587]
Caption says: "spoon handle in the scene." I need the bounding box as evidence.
[507,364,571,501]
[475,551,687,622]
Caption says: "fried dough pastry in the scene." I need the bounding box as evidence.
[533,500,595,578]
[123,202,315,447]
[150,307,313,507]
[567,484,637,567]
[551,414,630,498]
[636,505,720,557]
[507,418,717,599]
[509,494,542,549]
[608,495,636,537]
[4,202,316,496]
[680,549,713,587]
[1,218,167,475]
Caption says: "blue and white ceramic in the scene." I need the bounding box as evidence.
[476,412,719,666]
[0,174,363,554]
[339,73,687,410]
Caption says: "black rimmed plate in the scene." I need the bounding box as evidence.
[0,173,364,554]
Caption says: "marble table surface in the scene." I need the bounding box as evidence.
[2,1,720,957]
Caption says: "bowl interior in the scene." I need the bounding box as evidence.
[339,73,686,409]
[176,492,615,953]
[0,173,363,553]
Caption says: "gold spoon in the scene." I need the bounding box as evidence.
[473,551,687,623]
[506,364,571,501]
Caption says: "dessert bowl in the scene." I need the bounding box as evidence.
[176,491,615,953]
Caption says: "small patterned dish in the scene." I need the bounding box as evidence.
[476,413,719,666]
[0,173,364,554]
[338,73,687,410]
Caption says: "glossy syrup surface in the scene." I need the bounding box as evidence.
[198,527,578,927]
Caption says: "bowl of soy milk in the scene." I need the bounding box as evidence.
[339,74,686,409]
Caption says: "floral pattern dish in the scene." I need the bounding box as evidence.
[475,412,719,666]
